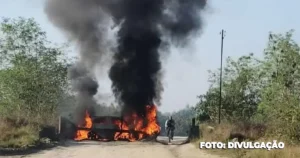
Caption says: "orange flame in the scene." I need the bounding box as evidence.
[74,105,160,141]
[74,111,92,141]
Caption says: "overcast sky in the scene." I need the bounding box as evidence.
[1,0,299,112]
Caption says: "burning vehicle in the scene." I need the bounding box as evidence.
[60,105,161,142]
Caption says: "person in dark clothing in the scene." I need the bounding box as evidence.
[165,116,175,139]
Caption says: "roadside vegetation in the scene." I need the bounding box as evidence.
[0,17,71,149]
[194,30,300,158]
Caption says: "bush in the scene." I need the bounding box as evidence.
[0,118,39,148]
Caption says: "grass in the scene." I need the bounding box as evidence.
[0,118,39,148]
[0,118,44,149]
[194,122,300,158]
[199,122,233,142]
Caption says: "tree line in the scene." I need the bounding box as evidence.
[195,30,300,143]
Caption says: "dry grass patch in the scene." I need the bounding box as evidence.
[0,118,39,148]
[199,122,233,142]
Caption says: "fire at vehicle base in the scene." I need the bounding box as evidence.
[72,105,161,142]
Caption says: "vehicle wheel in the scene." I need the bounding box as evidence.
[88,131,98,140]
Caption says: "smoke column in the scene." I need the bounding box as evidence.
[44,0,112,122]
[107,0,207,116]
[44,0,207,118]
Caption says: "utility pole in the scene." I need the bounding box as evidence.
[219,29,225,124]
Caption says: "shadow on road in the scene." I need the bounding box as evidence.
[0,143,57,156]
[155,136,190,145]
[0,136,189,156]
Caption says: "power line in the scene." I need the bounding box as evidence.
[219,29,225,124]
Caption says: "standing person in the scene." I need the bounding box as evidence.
[165,116,175,139]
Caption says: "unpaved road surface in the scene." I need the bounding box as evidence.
[1,137,225,158]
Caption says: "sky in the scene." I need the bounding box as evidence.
[0,0,299,113]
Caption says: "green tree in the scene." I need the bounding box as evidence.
[0,17,70,125]
[256,30,300,142]
[196,54,260,122]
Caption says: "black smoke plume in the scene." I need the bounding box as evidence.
[107,0,207,116]
[44,0,207,118]
[44,0,110,123]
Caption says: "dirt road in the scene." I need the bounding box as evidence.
[2,137,225,158]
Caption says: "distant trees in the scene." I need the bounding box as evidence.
[158,105,195,136]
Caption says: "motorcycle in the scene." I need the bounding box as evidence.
[167,127,174,143]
